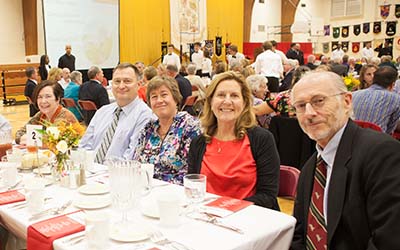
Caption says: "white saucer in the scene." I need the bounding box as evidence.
[0,175,23,190]
[140,198,159,219]
[78,183,109,195]
[73,195,111,209]
[109,225,150,242]
[33,166,52,175]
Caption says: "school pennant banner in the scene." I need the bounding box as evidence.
[380,4,390,19]
[353,24,361,36]
[332,41,339,52]
[342,26,349,38]
[373,22,381,34]
[352,42,360,53]
[215,36,222,56]
[363,23,370,34]
[333,27,340,38]
[386,21,397,36]
[324,25,330,36]
[342,42,349,52]
[323,42,329,54]
[396,4,400,18]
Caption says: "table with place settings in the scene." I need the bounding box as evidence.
[0,163,296,250]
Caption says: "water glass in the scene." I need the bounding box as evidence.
[25,180,45,213]
[85,211,110,250]
[184,174,206,205]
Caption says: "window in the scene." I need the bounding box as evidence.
[331,0,362,18]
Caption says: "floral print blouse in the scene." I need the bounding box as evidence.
[133,112,201,185]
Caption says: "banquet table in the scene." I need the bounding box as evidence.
[0,164,296,250]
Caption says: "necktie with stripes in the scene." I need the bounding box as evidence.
[306,156,328,250]
[95,107,122,164]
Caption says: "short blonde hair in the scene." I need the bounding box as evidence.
[48,67,62,81]
[201,71,257,143]
[146,76,182,107]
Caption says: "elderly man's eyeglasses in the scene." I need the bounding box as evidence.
[292,93,345,113]
[112,78,135,85]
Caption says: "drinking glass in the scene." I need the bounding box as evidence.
[184,174,206,212]
[0,130,12,159]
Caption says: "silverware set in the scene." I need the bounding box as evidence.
[151,231,194,250]
[190,212,244,234]
[29,200,72,220]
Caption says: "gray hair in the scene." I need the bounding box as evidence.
[187,63,197,75]
[70,71,82,83]
[307,55,316,63]
[87,66,101,79]
[246,74,268,92]
[286,59,298,68]
[370,57,381,65]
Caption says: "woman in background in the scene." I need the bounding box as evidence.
[188,71,280,210]
[359,64,378,89]
[38,55,51,81]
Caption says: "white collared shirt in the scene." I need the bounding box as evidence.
[254,50,283,78]
[316,122,347,225]
[361,47,374,59]
[191,50,204,70]
[163,53,181,70]
[331,49,345,60]
[227,52,245,68]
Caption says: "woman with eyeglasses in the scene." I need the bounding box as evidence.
[188,71,280,210]
[253,66,311,117]
[15,81,78,144]
[133,76,201,185]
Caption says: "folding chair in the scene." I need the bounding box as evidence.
[279,165,301,199]
[62,98,84,119]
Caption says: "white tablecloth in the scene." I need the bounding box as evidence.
[0,165,296,250]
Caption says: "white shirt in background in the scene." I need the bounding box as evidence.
[255,50,283,78]
[227,52,245,68]
[163,53,181,70]
[201,58,212,75]
[331,49,345,61]
[191,50,204,70]
[361,47,374,59]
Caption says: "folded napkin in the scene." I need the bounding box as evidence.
[0,190,25,205]
[27,211,85,250]
[202,196,253,217]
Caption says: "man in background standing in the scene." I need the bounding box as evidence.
[191,42,203,76]
[286,43,304,65]
[24,67,39,117]
[58,44,75,71]
[163,44,181,70]
[227,44,245,69]
[361,41,374,60]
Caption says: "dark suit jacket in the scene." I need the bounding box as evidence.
[79,80,110,125]
[24,79,39,117]
[305,63,317,70]
[175,74,192,108]
[38,65,50,81]
[291,119,400,250]
[286,49,304,65]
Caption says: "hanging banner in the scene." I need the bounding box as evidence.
[395,37,400,50]
[363,23,370,34]
[161,41,168,61]
[333,27,340,38]
[352,42,360,53]
[373,22,381,34]
[396,4,400,18]
[385,38,394,46]
[215,36,222,56]
[170,0,207,53]
[380,4,390,19]
[188,43,195,60]
[204,40,214,57]
[323,42,329,54]
[342,26,349,38]
[324,25,330,36]
[386,21,397,36]
[342,42,349,52]
[332,41,339,52]
[353,24,361,36]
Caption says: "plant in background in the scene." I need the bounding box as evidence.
[343,74,361,91]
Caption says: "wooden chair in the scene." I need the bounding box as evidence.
[62,98,84,119]
[354,120,382,132]
[78,100,97,111]
[279,165,300,199]
[191,85,199,92]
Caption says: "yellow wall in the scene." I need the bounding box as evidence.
[120,0,243,65]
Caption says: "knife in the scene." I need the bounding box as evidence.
[191,214,244,234]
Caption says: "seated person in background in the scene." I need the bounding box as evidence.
[64,71,83,121]
[79,63,154,163]
[379,55,397,70]
[0,114,11,132]
[279,59,297,92]
[24,67,39,117]
[79,66,110,125]
[188,72,280,210]
[358,64,378,89]
[59,68,71,89]
[305,54,317,70]
[134,76,201,185]
[185,63,206,100]
[138,66,158,103]
[352,66,400,134]
[48,67,64,97]
[166,64,192,109]
[16,81,78,144]
[290,71,400,250]
[253,66,311,117]
[247,74,271,128]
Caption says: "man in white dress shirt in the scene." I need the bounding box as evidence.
[254,41,283,92]
[227,44,245,69]
[271,40,288,65]
[191,42,203,76]
[79,63,154,162]
[331,43,345,61]
[360,41,374,60]
[162,44,181,70]
[58,68,71,89]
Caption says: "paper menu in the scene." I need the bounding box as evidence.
[202,196,253,217]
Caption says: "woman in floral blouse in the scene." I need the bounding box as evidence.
[133,76,201,185]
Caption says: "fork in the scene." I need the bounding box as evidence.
[29,200,72,220]
[150,231,193,250]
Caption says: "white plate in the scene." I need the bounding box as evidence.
[73,195,111,209]
[78,183,109,195]
[0,174,23,190]
[140,198,159,219]
[109,225,150,242]
[33,166,52,175]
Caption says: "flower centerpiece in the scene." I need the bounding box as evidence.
[38,121,85,174]
[343,74,360,91]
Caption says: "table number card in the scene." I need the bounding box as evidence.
[26,125,43,147]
